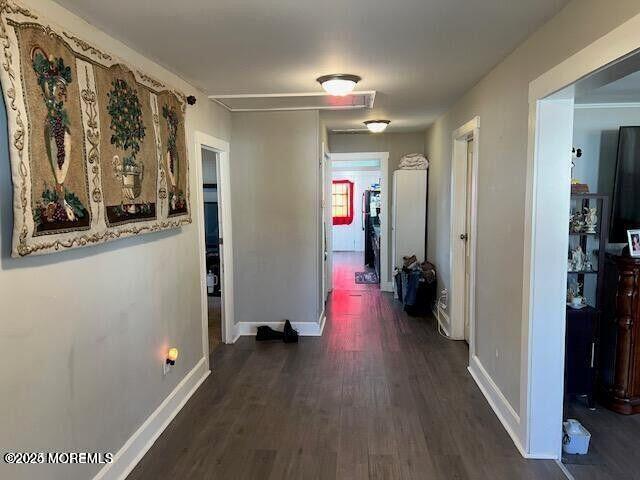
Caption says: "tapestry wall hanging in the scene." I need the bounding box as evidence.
[0,0,191,257]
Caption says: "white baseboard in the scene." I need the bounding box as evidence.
[317,309,327,335]
[380,281,394,292]
[235,315,325,337]
[93,357,210,480]
[555,459,575,480]
[468,355,527,458]
[231,329,242,343]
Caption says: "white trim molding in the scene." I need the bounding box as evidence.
[92,358,210,480]
[521,11,640,461]
[234,307,327,338]
[193,132,235,350]
[555,460,576,480]
[574,102,640,109]
[209,90,376,112]
[449,116,480,346]
[235,319,326,337]
[468,356,527,457]
[329,151,390,287]
[380,281,394,292]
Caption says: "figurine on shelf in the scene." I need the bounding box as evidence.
[584,258,593,272]
[569,211,585,233]
[569,245,586,272]
[584,207,598,234]
[567,282,586,309]
[567,282,585,308]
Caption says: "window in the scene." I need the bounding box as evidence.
[332,179,354,225]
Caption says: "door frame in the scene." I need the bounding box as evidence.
[328,151,390,289]
[449,116,480,349]
[322,142,332,301]
[193,131,235,362]
[522,13,640,459]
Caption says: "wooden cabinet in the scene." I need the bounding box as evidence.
[599,255,640,414]
[566,307,598,407]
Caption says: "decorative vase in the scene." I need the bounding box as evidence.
[121,163,144,201]
[113,155,144,201]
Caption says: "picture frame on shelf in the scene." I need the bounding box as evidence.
[627,229,640,258]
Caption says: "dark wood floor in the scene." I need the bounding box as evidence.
[208,295,222,354]
[128,252,564,479]
[564,398,640,479]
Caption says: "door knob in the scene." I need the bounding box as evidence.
[460,233,468,241]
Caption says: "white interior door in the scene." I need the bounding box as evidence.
[449,117,479,341]
[215,152,226,340]
[463,138,473,343]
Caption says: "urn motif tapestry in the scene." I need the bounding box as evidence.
[0,0,191,256]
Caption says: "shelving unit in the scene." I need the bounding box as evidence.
[565,193,610,408]
[567,193,610,307]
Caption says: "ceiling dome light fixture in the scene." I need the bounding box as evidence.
[316,74,361,96]
[364,120,390,133]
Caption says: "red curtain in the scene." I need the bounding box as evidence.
[332,179,354,225]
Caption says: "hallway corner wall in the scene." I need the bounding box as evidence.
[230,110,322,329]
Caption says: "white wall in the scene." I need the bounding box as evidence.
[230,110,322,326]
[573,105,640,198]
[202,149,218,203]
[425,0,640,415]
[202,148,218,185]
[0,1,230,480]
[332,170,380,252]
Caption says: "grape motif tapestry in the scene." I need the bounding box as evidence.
[0,0,191,257]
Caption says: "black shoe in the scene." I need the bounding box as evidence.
[283,320,299,343]
[256,326,284,341]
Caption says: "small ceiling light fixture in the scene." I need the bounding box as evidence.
[364,120,391,133]
[316,74,361,96]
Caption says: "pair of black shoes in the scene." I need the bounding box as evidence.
[256,320,299,343]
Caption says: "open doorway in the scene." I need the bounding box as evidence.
[521,15,640,475]
[194,132,235,363]
[329,152,387,292]
[559,58,640,478]
[202,148,223,353]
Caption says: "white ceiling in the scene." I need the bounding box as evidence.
[55,0,570,132]
[576,70,640,104]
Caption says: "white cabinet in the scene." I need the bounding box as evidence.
[392,170,427,270]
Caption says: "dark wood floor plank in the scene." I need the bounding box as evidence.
[565,399,640,479]
[127,252,564,480]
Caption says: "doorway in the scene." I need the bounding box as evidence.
[449,117,479,347]
[522,14,640,463]
[202,149,223,353]
[194,132,235,364]
[329,152,388,292]
[327,152,390,292]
